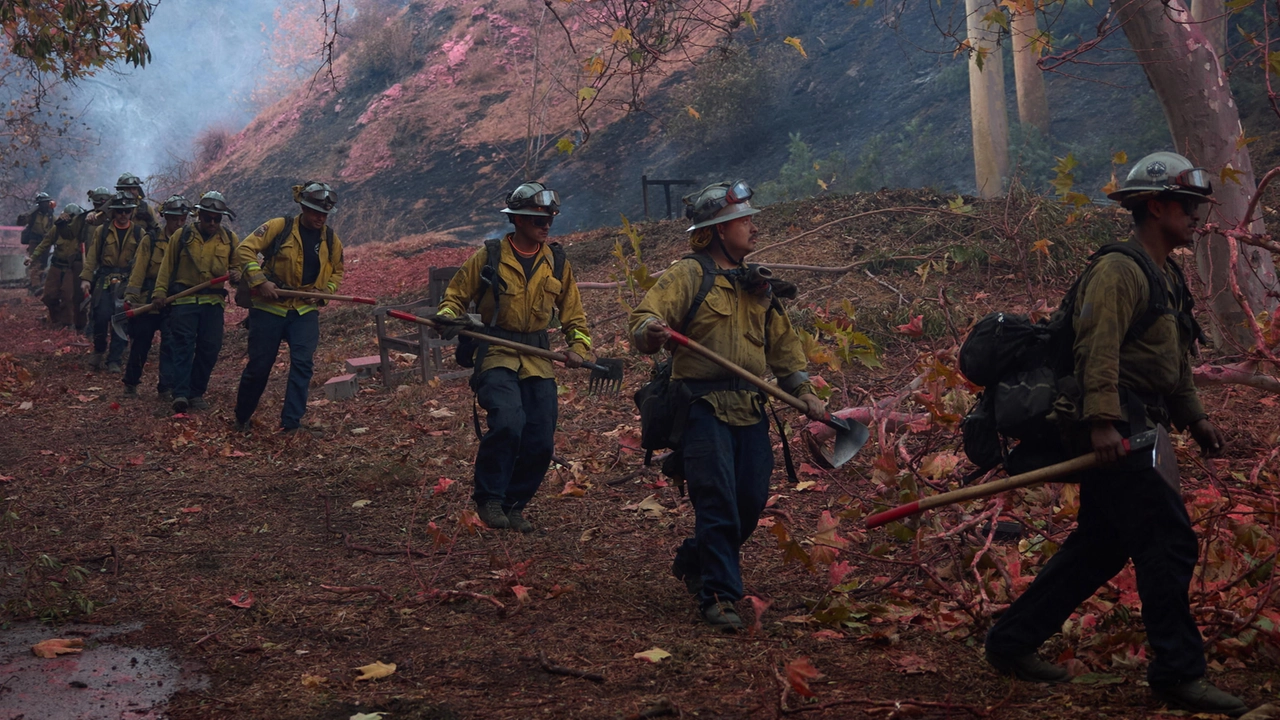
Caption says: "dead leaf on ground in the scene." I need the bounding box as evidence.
[301,673,327,688]
[32,638,84,658]
[351,427,369,435]
[428,407,455,418]
[432,477,455,495]
[349,712,388,720]
[17,401,32,410]
[353,660,396,681]
[785,656,822,697]
[75,394,98,403]
[180,506,202,514]
[227,591,255,608]
[560,480,586,497]
[890,652,939,675]
[352,499,372,508]
[622,494,665,518]
[579,527,599,542]
[633,648,671,663]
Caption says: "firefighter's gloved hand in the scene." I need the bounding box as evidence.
[564,351,584,369]
[429,313,472,340]
[799,393,827,422]
[80,280,91,296]
[1189,418,1225,458]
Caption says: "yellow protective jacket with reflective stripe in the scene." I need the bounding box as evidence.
[437,235,592,380]
[237,217,345,316]
[629,257,814,426]
[81,223,144,282]
[153,225,239,307]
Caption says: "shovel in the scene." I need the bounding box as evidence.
[387,309,624,395]
[112,274,232,323]
[864,426,1177,529]
[663,328,870,468]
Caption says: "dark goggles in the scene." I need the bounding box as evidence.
[198,211,224,224]
[1168,168,1212,196]
[529,215,554,228]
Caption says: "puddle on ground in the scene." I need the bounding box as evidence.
[0,621,207,719]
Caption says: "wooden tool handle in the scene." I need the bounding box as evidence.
[273,289,377,305]
[387,309,571,364]
[665,328,810,413]
[119,274,230,319]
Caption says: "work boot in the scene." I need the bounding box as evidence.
[984,649,1070,683]
[702,602,745,633]
[476,501,510,529]
[189,397,210,411]
[672,554,704,596]
[89,352,104,370]
[233,419,251,434]
[106,362,122,374]
[122,384,138,398]
[1152,678,1248,717]
[506,508,534,533]
[172,396,189,413]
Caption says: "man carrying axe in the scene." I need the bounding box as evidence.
[121,195,191,401]
[429,182,593,533]
[628,180,827,632]
[982,153,1246,716]
[233,181,345,435]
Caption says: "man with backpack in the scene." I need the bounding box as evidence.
[80,192,146,373]
[627,180,826,632]
[232,182,344,434]
[430,182,592,533]
[122,195,190,400]
[982,152,1247,716]
[27,201,88,330]
[21,192,57,296]
[152,191,239,415]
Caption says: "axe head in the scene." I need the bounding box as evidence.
[1123,425,1180,491]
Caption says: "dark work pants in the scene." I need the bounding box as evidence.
[471,368,558,511]
[167,303,224,401]
[91,285,127,364]
[985,465,1206,686]
[123,310,173,393]
[234,308,320,429]
[43,262,86,329]
[674,402,774,610]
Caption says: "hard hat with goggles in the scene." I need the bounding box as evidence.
[296,181,337,214]
[161,195,192,217]
[1107,151,1216,208]
[501,182,560,217]
[107,192,139,211]
[684,179,760,231]
[195,191,236,219]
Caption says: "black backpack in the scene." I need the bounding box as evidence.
[958,242,1202,477]
[454,236,567,371]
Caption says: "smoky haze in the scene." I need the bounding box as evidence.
[46,0,326,204]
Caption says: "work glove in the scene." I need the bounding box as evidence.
[798,393,827,422]
[429,312,475,340]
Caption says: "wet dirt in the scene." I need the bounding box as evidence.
[0,622,207,720]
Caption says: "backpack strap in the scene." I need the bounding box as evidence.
[680,252,721,332]
[1085,243,1183,345]
[549,241,566,282]
[477,237,505,327]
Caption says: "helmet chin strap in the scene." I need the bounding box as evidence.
[713,232,743,267]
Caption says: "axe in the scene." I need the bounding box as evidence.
[865,426,1178,529]
[663,328,870,468]
[112,274,231,322]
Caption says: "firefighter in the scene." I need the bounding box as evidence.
[21,192,57,296]
[628,180,826,632]
[26,203,87,329]
[151,192,240,414]
[431,182,593,533]
[233,182,345,434]
[122,195,191,400]
[80,192,146,372]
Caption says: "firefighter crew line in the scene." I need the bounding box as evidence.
[13,156,1254,716]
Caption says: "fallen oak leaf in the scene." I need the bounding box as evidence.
[511,585,530,603]
[432,477,455,496]
[785,656,822,697]
[32,638,84,658]
[227,591,255,609]
[895,315,925,337]
[622,494,665,518]
[353,660,396,681]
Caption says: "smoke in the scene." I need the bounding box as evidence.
[46,0,326,202]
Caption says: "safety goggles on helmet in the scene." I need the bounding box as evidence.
[196,191,236,219]
[298,182,337,213]
[685,180,760,231]
[34,191,52,204]
[62,203,85,217]
[501,182,560,216]
[161,195,192,217]
[107,191,138,211]
[1168,168,1212,196]
[116,173,142,189]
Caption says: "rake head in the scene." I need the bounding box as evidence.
[586,358,624,396]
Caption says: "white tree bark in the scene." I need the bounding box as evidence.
[1115,0,1277,346]
[965,0,1010,198]
[1011,7,1050,135]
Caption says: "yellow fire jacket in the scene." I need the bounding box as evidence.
[153,225,239,307]
[81,224,145,283]
[629,257,814,426]
[125,225,182,307]
[29,215,85,266]
[437,235,592,379]
[237,217,345,316]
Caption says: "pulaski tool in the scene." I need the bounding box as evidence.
[865,425,1178,529]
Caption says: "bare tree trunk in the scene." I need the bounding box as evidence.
[1115,0,1276,346]
[1189,0,1227,56]
[965,0,1010,198]
[1011,8,1050,135]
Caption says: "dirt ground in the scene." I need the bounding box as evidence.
[1,192,1277,719]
